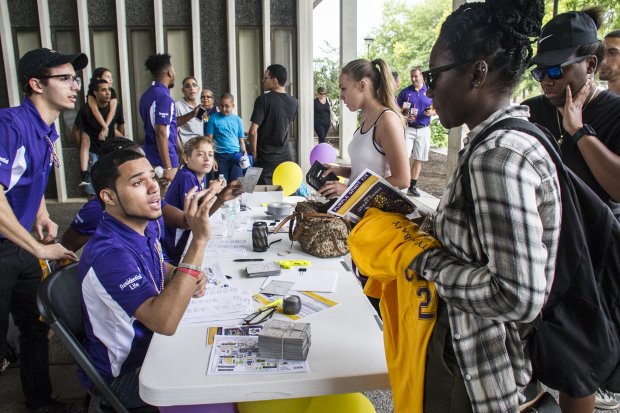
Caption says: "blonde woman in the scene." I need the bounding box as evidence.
[318,59,410,198]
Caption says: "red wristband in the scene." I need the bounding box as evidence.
[175,266,201,279]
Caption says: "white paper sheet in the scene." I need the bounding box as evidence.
[260,269,338,293]
[180,286,253,325]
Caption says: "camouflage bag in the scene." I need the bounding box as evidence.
[274,201,351,258]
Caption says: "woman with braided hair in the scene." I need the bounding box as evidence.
[413,0,563,411]
[348,0,562,412]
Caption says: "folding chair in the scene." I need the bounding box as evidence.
[37,262,130,413]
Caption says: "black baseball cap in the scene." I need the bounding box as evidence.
[18,48,88,88]
[531,11,599,66]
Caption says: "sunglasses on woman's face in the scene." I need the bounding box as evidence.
[422,62,462,90]
[530,56,588,82]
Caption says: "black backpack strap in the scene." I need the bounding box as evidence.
[461,118,560,215]
[460,118,531,219]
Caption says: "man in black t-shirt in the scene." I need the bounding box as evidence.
[523,11,620,209]
[248,64,299,184]
[522,10,620,412]
[75,79,124,196]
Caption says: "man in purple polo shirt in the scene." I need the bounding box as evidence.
[59,137,187,253]
[139,53,178,188]
[0,48,82,412]
[79,149,219,408]
[397,67,435,197]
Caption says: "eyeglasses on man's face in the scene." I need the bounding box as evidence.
[422,62,461,91]
[530,56,589,82]
[37,74,82,89]
[201,95,214,100]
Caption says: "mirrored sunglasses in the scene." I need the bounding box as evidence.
[530,56,588,82]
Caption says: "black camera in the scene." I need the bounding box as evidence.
[306,161,338,191]
[195,106,207,120]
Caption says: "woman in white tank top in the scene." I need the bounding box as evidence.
[318,58,410,198]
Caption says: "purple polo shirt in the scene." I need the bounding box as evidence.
[79,214,165,388]
[0,96,58,238]
[70,198,105,236]
[139,81,179,168]
[396,84,433,128]
[163,166,214,264]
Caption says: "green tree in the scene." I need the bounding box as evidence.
[313,42,341,119]
[368,0,451,78]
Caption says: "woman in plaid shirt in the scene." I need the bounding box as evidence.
[412,0,562,411]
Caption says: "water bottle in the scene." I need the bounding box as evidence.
[220,204,231,237]
[230,198,241,214]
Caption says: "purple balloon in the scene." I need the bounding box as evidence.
[310,143,337,165]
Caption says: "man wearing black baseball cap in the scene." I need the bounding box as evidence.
[0,48,84,412]
[523,8,620,413]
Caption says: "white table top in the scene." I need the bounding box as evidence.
[139,203,389,406]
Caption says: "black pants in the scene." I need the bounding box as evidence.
[314,123,330,144]
[0,240,52,408]
[424,298,473,413]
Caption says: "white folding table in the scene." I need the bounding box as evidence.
[139,202,390,407]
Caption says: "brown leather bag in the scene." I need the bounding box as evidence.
[274,201,351,258]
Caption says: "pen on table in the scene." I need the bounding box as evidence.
[233,258,265,262]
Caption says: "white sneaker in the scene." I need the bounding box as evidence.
[595,388,620,410]
[0,358,9,374]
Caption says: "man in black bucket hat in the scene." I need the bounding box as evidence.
[0,48,85,412]
[523,7,620,413]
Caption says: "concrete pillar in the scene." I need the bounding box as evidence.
[298,0,314,173]
[227,0,238,100]
[0,1,19,106]
[339,0,357,162]
[116,0,133,141]
[445,0,468,180]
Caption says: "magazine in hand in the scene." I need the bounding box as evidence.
[327,169,417,223]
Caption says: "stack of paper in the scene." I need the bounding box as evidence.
[246,262,282,278]
[258,319,311,360]
[180,286,253,325]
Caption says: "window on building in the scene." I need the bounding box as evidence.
[165,28,192,102]
[272,28,296,97]
[54,29,83,147]
[90,29,121,104]
[237,28,261,130]
[128,29,155,143]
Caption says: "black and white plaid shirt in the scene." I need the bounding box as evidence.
[412,106,561,413]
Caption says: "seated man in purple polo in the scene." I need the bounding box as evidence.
[78,149,219,408]
[60,138,188,253]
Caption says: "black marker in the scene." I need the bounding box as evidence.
[233,258,265,262]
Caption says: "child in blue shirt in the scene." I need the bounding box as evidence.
[205,93,247,181]
[164,136,240,264]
